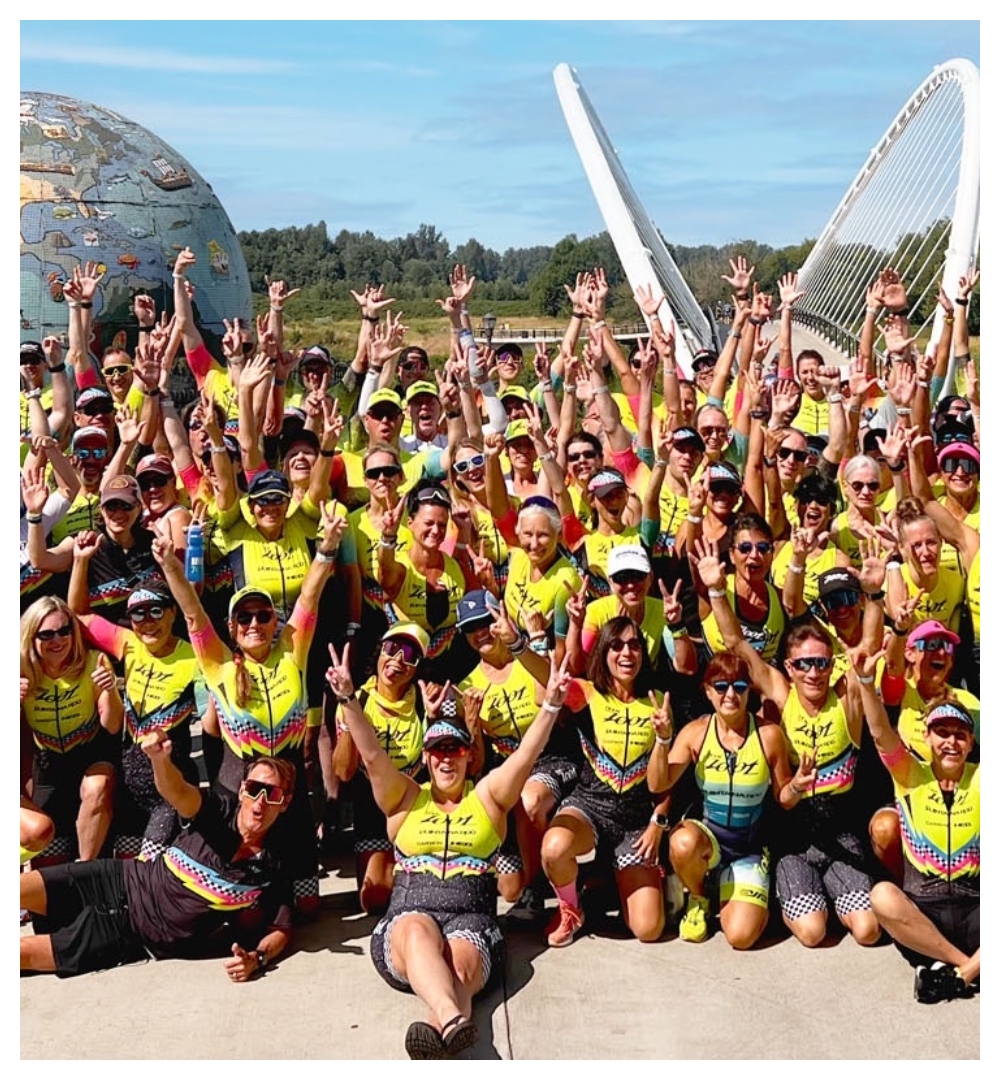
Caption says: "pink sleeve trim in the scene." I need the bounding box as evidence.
[179,462,203,501]
[879,743,910,770]
[190,621,224,662]
[610,447,641,484]
[82,615,125,659]
[186,343,218,385]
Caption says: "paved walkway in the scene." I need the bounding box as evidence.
[21,857,979,1060]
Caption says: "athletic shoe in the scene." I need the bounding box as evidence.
[506,886,545,923]
[546,901,585,948]
[914,962,975,1004]
[678,894,710,943]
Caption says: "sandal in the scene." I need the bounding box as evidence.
[441,1014,478,1057]
[404,1021,446,1060]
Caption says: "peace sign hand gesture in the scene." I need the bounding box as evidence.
[659,578,684,625]
[317,501,347,556]
[326,642,355,701]
[648,690,673,743]
[565,575,590,627]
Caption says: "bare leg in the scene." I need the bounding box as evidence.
[870,881,972,968]
[839,907,882,946]
[518,782,555,883]
[390,914,465,1030]
[616,865,665,943]
[20,935,56,973]
[76,765,115,861]
[668,822,712,896]
[784,910,828,947]
[359,851,394,915]
[869,808,904,883]
[20,870,49,915]
[720,900,768,950]
[540,811,595,889]
[442,937,486,1021]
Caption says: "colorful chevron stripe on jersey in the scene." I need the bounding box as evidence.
[124,686,197,742]
[162,847,264,910]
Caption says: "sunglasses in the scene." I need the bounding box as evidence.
[611,569,648,586]
[427,741,469,756]
[698,426,728,437]
[462,617,494,636]
[251,493,289,507]
[102,365,132,377]
[399,360,428,373]
[736,540,773,556]
[608,637,642,653]
[242,778,286,806]
[453,453,486,475]
[914,639,954,655]
[369,407,401,422]
[778,447,809,463]
[849,480,880,494]
[365,464,402,481]
[497,353,521,365]
[186,419,204,432]
[382,638,421,666]
[75,447,108,462]
[709,483,740,497]
[789,656,833,672]
[138,473,172,492]
[130,605,167,622]
[80,400,115,417]
[820,589,861,612]
[568,449,598,462]
[711,680,750,695]
[234,608,274,627]
[103,500,135,514]
[36,623,73,642]
[673,441,703,455]
[413,487,451,508]
[941,457,978,475]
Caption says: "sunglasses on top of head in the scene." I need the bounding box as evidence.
[453,453,486,475]
[242,778,286,805]
[365,464,402,481]
[413,487,451,509]
[735,540,773,556]
[36,623,73,642]
[788,656,833,672]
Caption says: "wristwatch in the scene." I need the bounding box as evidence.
[254,949,268,971]
[650,812,669,830]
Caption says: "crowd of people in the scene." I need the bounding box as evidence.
[19,252,980,1056]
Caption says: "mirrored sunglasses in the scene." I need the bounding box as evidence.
[736,540,773,555]
[789,656,833,672]
[242,778,286,805]
[820,589,861,612]
[75,447,108,462]
[941,457,978,475]
[711,680,750,694]
[129,605,166,622]
[382,638,421,666]
[914,639,954,655]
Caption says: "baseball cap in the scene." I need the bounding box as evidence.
[504,419,532,443]
[228,586,273,620]
[71,425,109,450]
[136,454,174,478]
[280,429,320,459]
[816,568,860,601]
[300,345,332,367]
[127,583,174,612]
[76,387,113,410]
[936,427,980,467]
[423,720,473,750]
[100,475,140,508]
[672,426,706,452]
[806,434,829,457]
[691,349,718,373]
[607,545,651,578]
[924,702,975,733]
[456,589,501,631]
[367,388,403,413]
[405,380,440,405]
[20,341,46,364]
[500,385,531,404]
[247,470,291,500]
[382,622,430,657]
[588,468,627,498]
[906,620,961,650]
[706,461,742,488]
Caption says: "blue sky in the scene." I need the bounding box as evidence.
[20,14,980,254]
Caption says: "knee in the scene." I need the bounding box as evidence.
[540,828,570,868]
[724,916,766,951]
[868,880,900,919]
[79,772,114,809]
[359,881,391,916]
[788,914,827,948]
[869,810,900,853]
[451,949,482,989]
[668,824,703,866]
[848,911,882,947]
[521,789,550,831]
[632,913,665,944]
[497,875,524,904]
[22,814,55,852]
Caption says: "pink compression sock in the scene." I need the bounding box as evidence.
[553,881,579,909]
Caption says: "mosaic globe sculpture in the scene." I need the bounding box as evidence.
[20,92,252,354]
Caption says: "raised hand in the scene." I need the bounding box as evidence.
[133,293,157,327]
[173,248,196,279]
[721,255,755,293]
[858,537,887,596]
[533,342,551,382]
[882,313,917,356]
[461,687,485,733]
[565,575,590,627]
[350,283,396,319]
[649,690,672,743]
[115,404,144,445]
[543,656,574,709]
[750,284,773,322]
[419,679,454,720]
[75,260,106,302]
[369,317,405,368]
[790,749,817,793]
[317,501,347,555]
[956,266,979,302]
[326,642,355,700]
[380,496,405,538]
[73,529,103,561]
[887,360,917,409]
[564,272,589,312]
[449,264,476,304]
[634,282,663,317]
[42,335,63,371]
[265,277,301,311]
[693,536,726,591]
[879,267,908,312]
[21,466,50,515]
[777,272,806,310]
[659,579,684,625]
[150,534,181,572]
[685,475,707,518]
[240,352,275,390]
[320,395,343,445]
[140,727,173,760]
[770,378,801,420]
[876,421,908,468]
[633,336,658,383]
[816,365,842,398]
[847,354,879,402]
[889,589,924,634]
[91,657,116,695]
[472,540,499,595]
[488,594,520,646]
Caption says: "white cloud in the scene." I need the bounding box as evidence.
[19,39,292,75]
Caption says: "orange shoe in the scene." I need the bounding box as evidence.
[546,901,585,948]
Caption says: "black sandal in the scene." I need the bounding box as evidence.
[441,1014,478,1056]
[404,1021,446,1059]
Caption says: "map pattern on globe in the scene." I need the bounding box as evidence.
[20,92,252,351]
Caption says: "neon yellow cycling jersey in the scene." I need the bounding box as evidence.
[389,551,465,633]
[899,563,964,633]
[966,549,979,644]
[781,686,857,799]
[393,782,501,879]
[702,578,785,663]
[695,714,772,841]
[50,490,101,545]
[349,506,413,611]
[573,682,662,796]
[23,651,107,754]
[771,540,839,607]
[460,662,541,759]
[897,682,980,763]
[795,394,829,436]
[584,595,665,662]
[355,678,423,776]
[577,527,643,596]
[503,548,582,639]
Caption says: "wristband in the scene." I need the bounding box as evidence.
[787,563,805,575]
[137,324,155,332]
[707,588,727,599]
[891,625,909,637]
[508,631,528,656]
[450,327,461,336]
[78,301,93,309]
[591,320,606,332]
[895,406,912,416]
[848,404,862,414]
[887,460,905,473]
[346,622,360,637]
[334,690,356,704]
[592,385,609,396]
[563,383,576,395]
[735,292,749,302]
[864,589,886,600]
[788,781,804,796]
[255,949,269,971]
[826,393,843,404]
[572,311,586,320]
[538,380,553,392]
[654,459,669,468]
[749,408,769,420]
[541,701,561,714]
[459,307,469,316]
[172,273,186,280]
[362,315,379,323]
[953,297,969,306]
[650,313,660,322]
[762,455,776,467]
[379,535,398,549]
[24,388,42,400]
[529,638,550,656]
[445,410,462,420]
[274,379,286,387]
[857,674,875,685]
[161,396,175,408]
[654,736,672,748]
[731,331,741,341]
[209,444,229,455]
[67,300,81,308]
[539,450,555,462]
[916,380,930,389]
[315,548,338,563]
[748,316,765,327]
[269,305,283,314]
[319,448,335,458]
[670,626,689,639]
[865,306,879,315]
[943,316,955,325]
[142,387,161,397]
[454,542,468,551]
[26,513,43,524]
[48,362,67,374]
[686,514,702,525]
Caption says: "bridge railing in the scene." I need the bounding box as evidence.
[474,322,652,345]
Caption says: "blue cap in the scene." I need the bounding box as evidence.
[247,469,291,500]
[456,589,500,631]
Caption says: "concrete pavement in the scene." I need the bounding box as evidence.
[21,856,979,1060]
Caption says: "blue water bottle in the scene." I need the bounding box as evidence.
[185,522,204,584]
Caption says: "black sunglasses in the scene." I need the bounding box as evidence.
[103,500,135,513]
[608,637,642,652]
[821,589,860,612]
[365,464,402,481]
[611,569,648,585]
[242,778,286,805]
[568,449,598,462]
[789,656,833,672]
[711,680,750,694]
[849,480,880,494]
[369,407,402,422]
[709,483,741,497]
[138,473,172,492]
[251,493,289,507]
[81,400,114,416]
[36,623,73,642]
[778,447,809,463]
[234,609,274,627]
[736,540,773,555]
[941,457,978,475]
